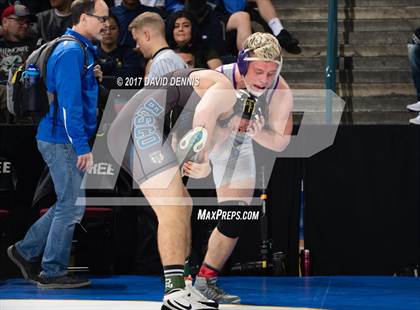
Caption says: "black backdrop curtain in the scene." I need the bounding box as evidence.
[0,125,44,278]
[304,125,420,275]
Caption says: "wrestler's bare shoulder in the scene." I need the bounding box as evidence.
[190,69,234,92]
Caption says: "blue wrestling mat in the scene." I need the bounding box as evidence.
[1,275,420,309]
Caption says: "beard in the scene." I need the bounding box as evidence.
[244,80,266,97]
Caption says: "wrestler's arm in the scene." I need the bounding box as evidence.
[192,74,236,156]
[251,77,293,152]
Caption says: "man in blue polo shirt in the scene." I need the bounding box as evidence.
[7,0,109,289]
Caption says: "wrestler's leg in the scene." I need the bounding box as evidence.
[140,166,192,267]
[204,183,254,269]
[195,135,256,304]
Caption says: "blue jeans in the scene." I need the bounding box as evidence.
[408,43,420,101]
[16,141,85,278]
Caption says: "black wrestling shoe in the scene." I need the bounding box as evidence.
[276,29,301,54]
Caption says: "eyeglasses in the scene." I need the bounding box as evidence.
[7,16,30,25]
[85,13,108,23]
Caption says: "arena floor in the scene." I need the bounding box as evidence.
[1,275,419,309]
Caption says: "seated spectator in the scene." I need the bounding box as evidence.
[111,0,161,48]
[97,13,145,84]
[17,0,51,15]
[184,0,228,59]
[166,10,222,69]
[139,0,168,17]
[209,0,301,54]
[407,27,420,125]
[174,45,196,68]
[206,0,252,53]
[223,9,252,53]
[0,3,38,123]
[36,0,73,42]
[249,0,300,54]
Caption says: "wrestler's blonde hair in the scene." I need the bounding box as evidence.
[242,32,282,63]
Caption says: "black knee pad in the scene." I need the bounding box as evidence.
[216,200,248,239]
